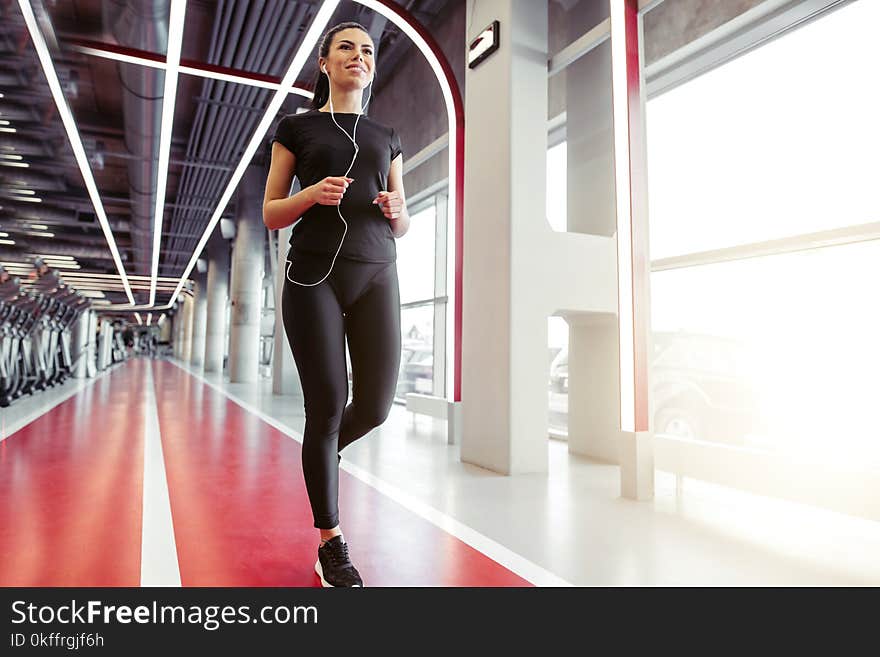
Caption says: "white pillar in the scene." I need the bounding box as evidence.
[228,166,264,383]
[204,239,230,374]
[159,314,172,343]
[190,273,208,368]
[182,294,194,363]
[461,0,550,474]
[172,307,183,360]
[568,314,621,463]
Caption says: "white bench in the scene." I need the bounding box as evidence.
[404,393,462,445]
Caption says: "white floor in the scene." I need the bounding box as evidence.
[10,358,880,586]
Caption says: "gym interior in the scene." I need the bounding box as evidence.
[1,0,878,587]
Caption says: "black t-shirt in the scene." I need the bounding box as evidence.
[271,109,402,263]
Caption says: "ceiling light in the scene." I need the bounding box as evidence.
[149,0,188,307]
[70,43,312,97]
[0,127,16,133]
[0,154,23,160]
[0,162,29,168]
[93,301,175,311]
[44,271,179,281]
[0,239,15,245]
[16,0,134,305]
[10,196,41,202]
[11,189,36,196]
[135,312,143,325]
[0,232,7,237]
[0,120,9,126]
[29,253,74,260]
[42,262,79,269]
[146,314,152,326]
[25,231,54,237]
[29,222,47,227]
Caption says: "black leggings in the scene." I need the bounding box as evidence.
[281,250,401,529]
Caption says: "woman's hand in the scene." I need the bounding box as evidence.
[309,176,354,206]
[373,190,402,220]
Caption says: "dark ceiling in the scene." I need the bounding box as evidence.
[0,0,452,315]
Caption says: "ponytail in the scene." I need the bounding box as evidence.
[310,69,329,111]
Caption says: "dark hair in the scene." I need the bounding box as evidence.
[309,22,373,111]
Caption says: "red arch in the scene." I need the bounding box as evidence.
[368,0,465,402]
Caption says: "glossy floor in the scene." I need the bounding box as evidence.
[2,357,880,586]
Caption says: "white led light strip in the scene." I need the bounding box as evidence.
[16,0,136,305]
[74,43,314,97]
[150,0,188,306]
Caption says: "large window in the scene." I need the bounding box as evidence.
[396,203,436,305]
[392,202,439,401]
[652,238,880,464]
[646,0,880,465]
[398,304,435,398]
[646,0,880,259]
[545,0,880,467]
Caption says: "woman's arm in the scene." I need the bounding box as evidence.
[262,142,316,231]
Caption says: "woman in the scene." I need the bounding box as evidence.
[263,22,410,587]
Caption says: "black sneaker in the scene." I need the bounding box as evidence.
[315,536,363,587]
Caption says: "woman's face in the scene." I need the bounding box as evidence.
[321,28,375,90]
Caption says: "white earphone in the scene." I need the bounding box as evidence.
[285,61,375,287]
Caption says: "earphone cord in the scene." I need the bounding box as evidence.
[285,72,374,287]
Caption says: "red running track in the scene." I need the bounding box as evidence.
[0,358,531,586]
[0,359,149,586]
[152,359,530,586]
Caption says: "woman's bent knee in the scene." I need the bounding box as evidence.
[359,402,391,429]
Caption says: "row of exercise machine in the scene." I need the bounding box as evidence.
[0,260,129,408]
